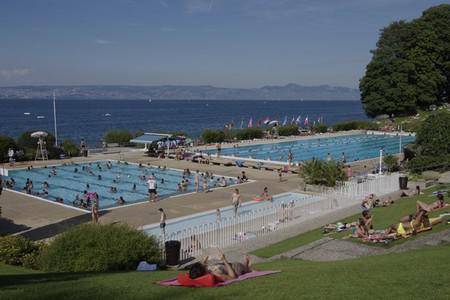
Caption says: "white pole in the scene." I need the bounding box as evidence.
[53,91,58,147]
[399,124,402,154]
[379,148,383,175]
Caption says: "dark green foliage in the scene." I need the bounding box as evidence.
[277,125,299,136]
[360,4,450,117]
[313,124,328,133]
[0,135,16,163]
[415,111,450,156]
[235,128,264,140]
[104,129,133,145]
[201,129,226,143]
[332,120,378,131]
[39,224,160,272]
[0,235,43,269]
[383,154,400,172]
[407,154,450,174]
[16,130,62,160]
[407,111,450,173]
[301,160,347,187]
[170,131,187,137]
[61,140,80,157]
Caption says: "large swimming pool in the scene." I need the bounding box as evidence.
[209,133,415,163]
[5,161,237,210]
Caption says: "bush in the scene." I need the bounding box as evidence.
[383,154,400,172]
[104,129,133,146]
[313,124,328,133]
[301,160,347,187]
[39,224,160,272]
[332,120,378,131]
[235,128,264,140]
[277,125,299,136]
[16,130,63,160]
[61,140,80,157]
[415,111,450,156]
[0,235,43,269]
[201,129,226,144]
[0,135,16,163]
[407,154,450,174]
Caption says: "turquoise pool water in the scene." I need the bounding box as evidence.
[209,133,415,163]
[5,161,236,209]
[143,192,317,237]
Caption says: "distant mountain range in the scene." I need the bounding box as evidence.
[0,84,360,100]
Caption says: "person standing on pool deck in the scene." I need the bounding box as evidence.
[216,143,221,157]
[147,176,158,202]
[194,170,200,192]
[232,189,242,217]
[91,193,99,224]
[159,208,166,236]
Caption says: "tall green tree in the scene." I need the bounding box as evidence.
[360,4,450,117]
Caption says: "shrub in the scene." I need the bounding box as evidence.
[277,125,299,136]
[61,140,80,157]
[407,154,450,174]
[313,124,328,133]
[0,235,43,269]
[104,129,133,146]
[235,128,264,140]
[415,111,450,156]
[383,154,400,172]
[0,135,16,163]
[201,129,226,144]
[332,120,378,131]
[301,160,347,187]
[39,224,160,272]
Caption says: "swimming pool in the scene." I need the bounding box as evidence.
[142,192,320,237]
[208,133,415,163]
[5,161,238,210]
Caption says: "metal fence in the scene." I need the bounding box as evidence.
[159,172,400,261]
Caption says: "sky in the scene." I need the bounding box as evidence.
[0,0,447,88]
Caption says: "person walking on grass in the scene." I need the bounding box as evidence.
[232,188,242,217]
[159,208,167,236]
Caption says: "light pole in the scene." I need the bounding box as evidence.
[53,91,58,147]
[379,148,383,175]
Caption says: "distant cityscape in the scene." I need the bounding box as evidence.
[0,84,360,100]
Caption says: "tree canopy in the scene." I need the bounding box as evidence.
[360,4,450,117]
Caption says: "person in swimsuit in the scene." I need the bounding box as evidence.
[231,189,242,217]
[159,208,166,235]
[189,251,253,281]
[416,194,449,212]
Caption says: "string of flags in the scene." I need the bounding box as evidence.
[226,115,324,129]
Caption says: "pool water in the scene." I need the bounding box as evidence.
[143,192,318,237]
[5,161,237,209]
[209,133,415,163]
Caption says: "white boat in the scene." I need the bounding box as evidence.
[104,113,111,117]
[37,115,45,119]
[148,98,152,103]
[24,112,31,115]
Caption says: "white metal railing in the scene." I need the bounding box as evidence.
[158,172,400,261]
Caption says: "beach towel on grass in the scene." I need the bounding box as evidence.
[157,270,280,287]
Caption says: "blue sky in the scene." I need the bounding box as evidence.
[0,0,446,88]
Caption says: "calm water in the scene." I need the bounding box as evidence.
[0,99,366,146]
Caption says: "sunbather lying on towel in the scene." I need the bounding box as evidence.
[416,194,449,212]
[189,252,253,281]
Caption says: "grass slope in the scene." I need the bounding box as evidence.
[1,244,449,300]
[252,184,450,258]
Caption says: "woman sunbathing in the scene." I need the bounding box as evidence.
[189,252,253,281]
[416,194,449,212]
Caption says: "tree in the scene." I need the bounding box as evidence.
[360,4,450,117]
[201,129,226,143]
[0,135,16,163]
[277,125,299,136]
[104,129,133,146]
[301,160,347,187]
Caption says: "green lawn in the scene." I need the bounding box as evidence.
[1,243,449,300]
[252,184,450,258]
